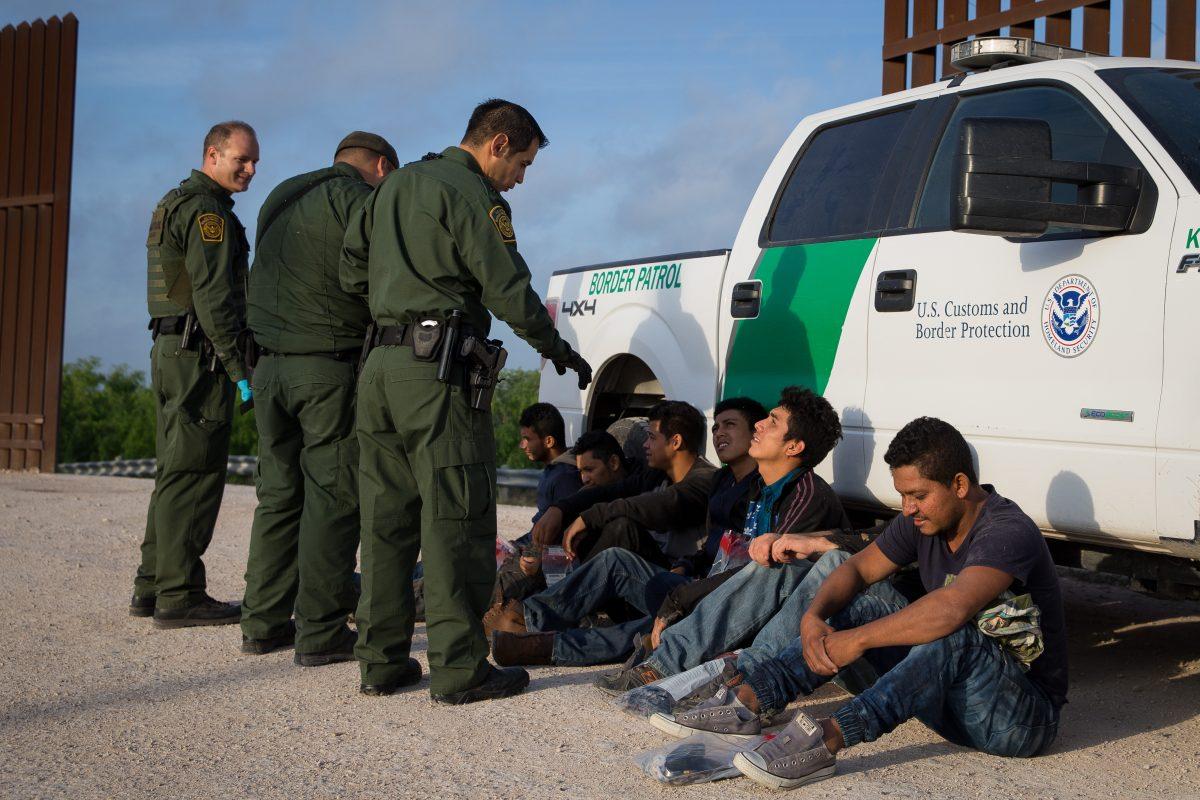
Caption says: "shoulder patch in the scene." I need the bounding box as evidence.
[489,205,516,244]
[197,212,224,243]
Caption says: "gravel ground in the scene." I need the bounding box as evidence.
[1,472,1199,799]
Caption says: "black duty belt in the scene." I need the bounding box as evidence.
[258,345,359,362]
[375,324,413,347]
[149,315,194,336]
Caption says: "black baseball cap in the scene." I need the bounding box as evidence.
[335,131,399,169]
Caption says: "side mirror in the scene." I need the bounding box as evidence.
[953,117,1144,237]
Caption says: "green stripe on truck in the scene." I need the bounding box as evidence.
[723,238,877,403]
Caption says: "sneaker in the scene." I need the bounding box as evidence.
[359,658,423,695]
[594,662,663,696]
[649,684,763,740]
[129,594,156,618]
[295,626,356,667]
[431,665,530,705]
[241,620,296,654]
[153,595,240,628]
[732,712,837,790]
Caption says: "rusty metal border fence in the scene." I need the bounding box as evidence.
[883,0,1196,93]
[0,14,78,472]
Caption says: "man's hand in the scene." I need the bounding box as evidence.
[748,533,781,567]
[770,534,831,564]
[649,616,669,650]
[518,554,541,577]
[552,347,593,390]
[531,506,564,551]
[561,516,588,560]
[800,611,839,677]
[821,629,865,672]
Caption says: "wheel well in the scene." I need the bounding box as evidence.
[586,354,664,432]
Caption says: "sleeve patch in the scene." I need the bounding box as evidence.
[488,205,516,244]
[197,212,224,243]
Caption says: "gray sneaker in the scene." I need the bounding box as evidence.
[733,712,836,790]
[649,685,763,740]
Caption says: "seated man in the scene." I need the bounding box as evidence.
[572,429,629,489]
[597,387,872,693]
[657,417,1067,791]
[486,397,766,666]
[519,402,582,528]
[526,400,717,572]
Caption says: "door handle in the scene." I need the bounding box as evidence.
[730,280,761,319]
[875,269,917,312]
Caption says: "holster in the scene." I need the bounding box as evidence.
[358,322,378,379]
[459,335,508,412]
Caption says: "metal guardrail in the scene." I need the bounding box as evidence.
[57,457,541,488]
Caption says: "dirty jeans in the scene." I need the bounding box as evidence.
[744,583,1060,757]
[523,548,664,666]
[644,557,818,677]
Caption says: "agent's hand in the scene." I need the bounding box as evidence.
[800,611,839,677]
[561,517,588,560]
[649,616,669,650]
[236,379,253,403]
[771,534,822,564]
[531,506,564,550]
[553,347,593,390]
[748,533,781,567]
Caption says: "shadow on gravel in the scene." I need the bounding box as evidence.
[0,658,294,732]
[527,666,609,693]
[1046,578,1200,754]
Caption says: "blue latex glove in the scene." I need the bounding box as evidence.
[237,379,253,403]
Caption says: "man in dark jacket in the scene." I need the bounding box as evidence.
[519,402,582,525]
[240,133,396,663]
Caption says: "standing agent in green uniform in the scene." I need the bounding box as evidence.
[239,133,398,662]
[342,99,592,703]
[133,121,258,628]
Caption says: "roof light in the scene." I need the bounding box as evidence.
[950,36,1089,72]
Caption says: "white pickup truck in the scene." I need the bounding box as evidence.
[538,39,1200,595]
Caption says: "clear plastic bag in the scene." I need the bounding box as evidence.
[635,732,762,786]
[613,656,734,719]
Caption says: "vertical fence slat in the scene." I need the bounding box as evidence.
[1009,0,1037,39]
[1083,1,1111,53]
[976,0,1002,37]
[0,25,13,468]
[1167,0,1198,60]
[1045,9,1073,46]
[912,0,939,86]
[941,0,970,77]
[40,14,76,472]
[883,0,910,93]
[1123,0,1153,56]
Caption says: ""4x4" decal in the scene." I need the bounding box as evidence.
[562,299,597,317]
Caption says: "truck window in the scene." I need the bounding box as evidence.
[766,106,913,244]
[914,84,1141,234]
[1100,68,1200,194]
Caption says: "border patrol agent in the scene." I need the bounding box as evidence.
[240,133,398,663]
[342,99,592,703]
[133,121,259,627]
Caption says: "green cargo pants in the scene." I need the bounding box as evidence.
[354,346,497,695]
[134,334,233,609]
[240,353,360,652]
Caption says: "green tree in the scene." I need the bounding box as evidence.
[57,357,157,462]
[491,368,540,469]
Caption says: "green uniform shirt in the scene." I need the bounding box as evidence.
[146,169,249,382]
[248,162,373,353]
[340,146,569,361]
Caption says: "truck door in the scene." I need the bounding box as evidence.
[721,101,925,495]
[863,79,1175,546]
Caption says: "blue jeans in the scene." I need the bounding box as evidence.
[745,585,1060,758]
[523,548,664,666]
[645,558,816,677]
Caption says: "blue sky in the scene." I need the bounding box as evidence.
[8,2,894,370]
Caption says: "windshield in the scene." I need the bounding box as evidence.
[1100,67,1200,192]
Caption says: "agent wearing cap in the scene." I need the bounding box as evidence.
[239,132,397,664]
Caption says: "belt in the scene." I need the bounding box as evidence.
[149,315,192,336]
[375,323,413,347]
[259,345,359,362]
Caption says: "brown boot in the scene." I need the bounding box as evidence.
[483,599,527,637]
[491,631,555,666]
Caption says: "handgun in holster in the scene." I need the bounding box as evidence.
[357,322,378,379]
[459,335,508,412]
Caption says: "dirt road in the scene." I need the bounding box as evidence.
[1,473,1198,799]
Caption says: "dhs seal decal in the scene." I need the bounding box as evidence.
[1041,274,1099,358]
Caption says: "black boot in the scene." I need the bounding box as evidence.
[431,665,530,705]
[129,594,156,618]
[359,658,423,695]
[295,626,356,667]
[241,620,296,655]
[153,595,240,628]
